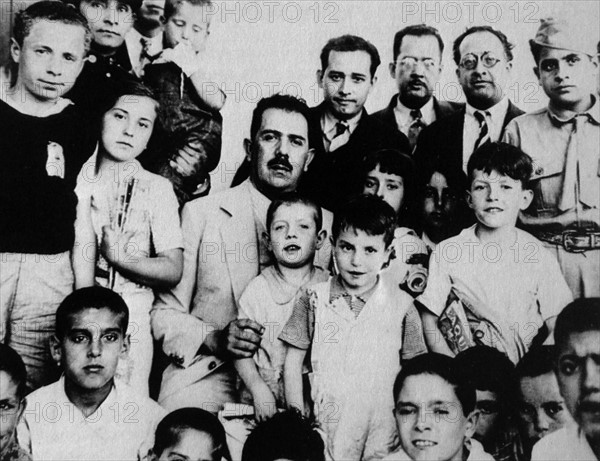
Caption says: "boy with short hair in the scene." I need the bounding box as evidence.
[417,142,573,364]
[281,194,414,460]
[18,287,166,461]
[531,298,600,461]
[503,17,600,298]
[142,0,225,203]
[516,346,574,460]
[385,353,493,461]
[0,0,96,391]
[0,344,31,461]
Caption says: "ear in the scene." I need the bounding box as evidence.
[244,138,253,163]
[370,75,378,88]
[303,148,315,171]
[262,231,272,251]
[315,229,327,250]
[120,334,131,359]
[466,189,474,210]
[464,409,480,440]
[388,61,396,79]
[455,67,461,80]
[520,188,534,211]
[50,335,63,366]
[382,244,393,269]
[506,60,513,72]
[316,69,324,88]
[10,38,21,65]
[533,66,541,81]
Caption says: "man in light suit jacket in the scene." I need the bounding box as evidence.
[151,95,332,412]
[372,24,463,151]
[414,26,524,180]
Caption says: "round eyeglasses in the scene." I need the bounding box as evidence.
[459,52,502,70]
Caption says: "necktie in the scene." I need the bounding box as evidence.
[334,121,349,138]
[473,110,491,153]
[329,121,349,152]
[558,114,587,212]
[407,109,425,152]
[139,38,153,76]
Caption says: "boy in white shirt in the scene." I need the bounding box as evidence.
[417,142,572,364]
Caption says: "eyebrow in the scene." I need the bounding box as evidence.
[68,327,122,335]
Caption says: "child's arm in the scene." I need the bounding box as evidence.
[188,70,226,112]
[100,226,183,288]
[284,346,308,415]
[418,303,455,356]
[234,358,276,422]
[72,192,96,289]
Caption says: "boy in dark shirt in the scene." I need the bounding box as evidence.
[0,1,96,391]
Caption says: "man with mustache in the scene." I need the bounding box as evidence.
[299,34,410,213]
[531,298,600,461]
[151,94,333,412]
[414,26,523,181]
[372,25,462,152]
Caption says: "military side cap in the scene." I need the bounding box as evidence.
[530,17,598,57]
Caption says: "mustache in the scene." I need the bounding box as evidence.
[268,156,293,171]
[578,400,600,414]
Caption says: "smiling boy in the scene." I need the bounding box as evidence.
[18,287,165,461]
[417,143,572,364]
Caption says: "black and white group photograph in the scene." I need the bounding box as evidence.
[0,0,599,460]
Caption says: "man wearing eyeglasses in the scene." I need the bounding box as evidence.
[503,18,599,299]
[372,25,462,152]
[414,26,524,180]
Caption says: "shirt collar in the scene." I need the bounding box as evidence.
[548,95,600,125]
[329,274,378,303]
[395,96,436,126]
[58,375,118,420]
[321,109,362,140]
[466,96,509,122]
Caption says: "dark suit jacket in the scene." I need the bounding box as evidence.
[298,103,410,212]
[413,100,525,180]
[371,94,463,132]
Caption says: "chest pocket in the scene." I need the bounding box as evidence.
[529,159,564,215]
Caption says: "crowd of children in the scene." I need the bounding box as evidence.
[1,1,599,460]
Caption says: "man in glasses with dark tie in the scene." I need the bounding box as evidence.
[414,26,524,183]
[373,25,462,152]
[503,18,600,299]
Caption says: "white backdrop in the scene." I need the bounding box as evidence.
[200,0,600,191]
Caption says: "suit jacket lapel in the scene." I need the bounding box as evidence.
[219,184,260,302]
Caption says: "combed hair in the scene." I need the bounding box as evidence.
[55,287,129,339]
[393,353,476,416]
[242,409,325,461]
[100,79,159,117]
[13,1,91,50]
[467,142,533,189]
[164,0,213,21]
[554,298,600,350]
[393,24,444,61]
[516,346,555,379]
[249,94,311,142]
[266,193,323,231]
[332,194,397,248]
[0,343,28,399]
[453,25,514,65]
[153,408,229,461]
[320,34,381,79]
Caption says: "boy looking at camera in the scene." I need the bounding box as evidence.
[18,287,165,461]
[417,143,572,364]
[281,194,413,460]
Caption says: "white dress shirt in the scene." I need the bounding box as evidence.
[321,110,361,152]
[393,96,436,137]
[125,28,164,77]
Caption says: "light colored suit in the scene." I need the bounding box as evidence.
[151,180,333,411]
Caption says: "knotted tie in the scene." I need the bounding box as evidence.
[473,110,491,152]
[329,121,349,152]
[407,109,425,151]
[559,114,588,212]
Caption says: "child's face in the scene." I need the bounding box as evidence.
[164,2,210,53]
[10,20,86,102]
[51,308,129,394]
[266,203,325,269]
[473,390,500,445]
[0,371,24,454]
[422,172,460,233]
[101,95,157,162]
[80,0,133,51]
[333,227,391,294]
[535,47,598,109]
[137,0,166,29]
[395,373,476,461]
[518,372,573,448]
[467,169,533,232]
[156,428,219,461]
[363,166,405,214]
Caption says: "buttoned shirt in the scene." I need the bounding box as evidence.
[393,96,436,137]
[503,99,600,220]
[463,97,510,170]
[321,110,361,152]
[125,28,163,78]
